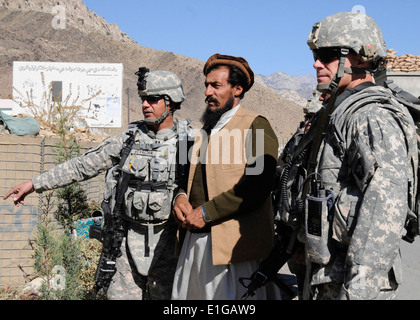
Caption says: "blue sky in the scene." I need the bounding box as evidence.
[83,0,420,76]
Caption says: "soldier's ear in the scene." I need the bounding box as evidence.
[350,51,371,68]
[356,58,371,68]
[168,101,176,111]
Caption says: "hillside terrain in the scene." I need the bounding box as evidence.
[256,73,316,106]
[0,0,305,140]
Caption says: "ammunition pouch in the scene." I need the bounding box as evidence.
[125,187,172,223]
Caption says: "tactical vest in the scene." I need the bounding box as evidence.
[103,119,191,225]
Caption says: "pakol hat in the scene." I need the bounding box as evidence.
[203,53,254,92]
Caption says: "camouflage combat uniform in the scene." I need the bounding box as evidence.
[32,69,191,300]
[281,12,417,300]
[33,120,191,299]
[302,83,416,300]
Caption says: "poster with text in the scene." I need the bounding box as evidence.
[13,61,123,128]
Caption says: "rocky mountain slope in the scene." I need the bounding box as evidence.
[0,0,305,140]
[256,72,316,106]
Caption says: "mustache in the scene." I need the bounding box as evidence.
[201,94,234,129]
[205,96,219,105]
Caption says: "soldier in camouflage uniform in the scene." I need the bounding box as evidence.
[279,11,417,300]
[4,68,193,300]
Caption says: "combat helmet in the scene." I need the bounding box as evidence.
[307,11,386,91]
[135,67,185,124]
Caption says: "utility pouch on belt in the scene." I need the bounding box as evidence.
[305,187,335,265]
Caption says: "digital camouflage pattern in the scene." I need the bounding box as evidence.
[305,188,335,265]
[307,11,386,62]
[33,132,125,192]
[114,123,180,278]
[138,70,185,103]
[304,89,323,115]
[304,85,417,300]
[32,119,192,300]
[107,218,178,300]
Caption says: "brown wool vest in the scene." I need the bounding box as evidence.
[187,106,274,265]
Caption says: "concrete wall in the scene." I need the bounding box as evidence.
[0,134,104,288]
[375,71,420,98]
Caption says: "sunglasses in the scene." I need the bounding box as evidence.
[141,95,163,103]
[312,48,341,64]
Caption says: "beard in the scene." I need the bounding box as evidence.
[201,94,235,130]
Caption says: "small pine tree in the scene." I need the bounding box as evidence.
[32,214,86,300]
[27,83,101,300]
[57,234,85,299]
[33,207,61,299]
[52,95,93,230]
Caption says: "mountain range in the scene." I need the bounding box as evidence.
[0,0,312,140]
[256,72,316,106]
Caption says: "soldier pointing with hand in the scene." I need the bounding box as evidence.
[4,68,193,300]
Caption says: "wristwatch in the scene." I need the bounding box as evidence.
[201,205,211,223]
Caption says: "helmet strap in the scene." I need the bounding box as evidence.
[144,97,175,126]
[317,48,349,94]
[343,67,373,74]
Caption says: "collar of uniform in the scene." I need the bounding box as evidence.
[210,104,241,136]
[145,122,177,140]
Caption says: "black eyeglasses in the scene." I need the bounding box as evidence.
[141,95,162,103]
[312,48,341,64]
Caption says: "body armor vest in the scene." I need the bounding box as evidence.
[103,120,190,225]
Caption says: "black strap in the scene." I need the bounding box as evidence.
[384,80,420,105]
[128,180,168,191]
[301,87,339,199]
[301,49,349,199]
[119,130,137,167]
